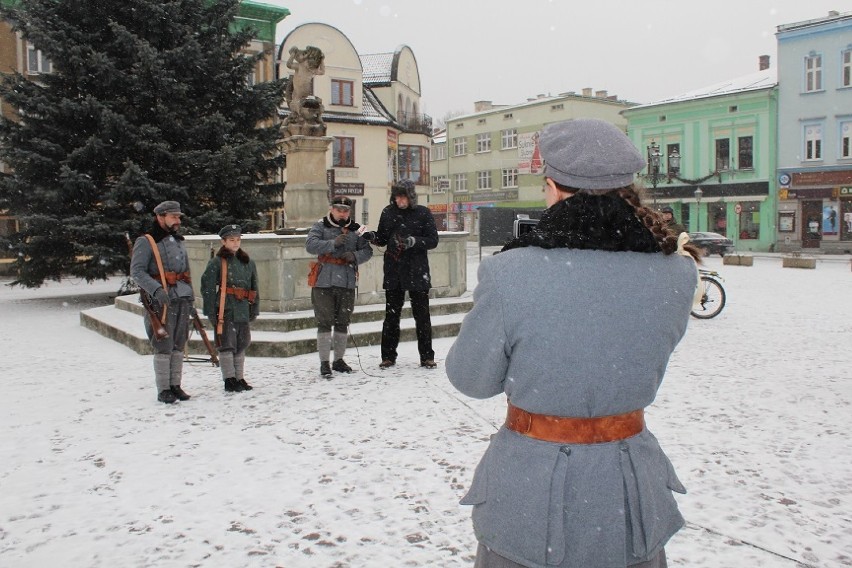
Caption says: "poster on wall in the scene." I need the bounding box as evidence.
[518,131,543,175]
[387,130,398,186]
[823,204,839,235]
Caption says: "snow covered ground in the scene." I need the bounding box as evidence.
[1,247,851,567]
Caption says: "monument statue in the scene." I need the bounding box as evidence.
[283,46,327,137]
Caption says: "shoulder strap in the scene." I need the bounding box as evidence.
[216,256,227,336]
[144,234,169,324]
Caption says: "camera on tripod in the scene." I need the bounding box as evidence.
[512,214,539,238]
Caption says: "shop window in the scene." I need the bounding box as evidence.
[710,203,727,235]
[841,200,852,241]
[737,202,760,240]
[822,202,839,236]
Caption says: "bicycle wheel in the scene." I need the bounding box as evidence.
[691,276,726,319]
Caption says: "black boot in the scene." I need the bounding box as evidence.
[237,379,253,391]
[170,385,191,401]
[224,377,244,392]
[158,389,177,404]
[332,359,353,373]
[320,361,332,378]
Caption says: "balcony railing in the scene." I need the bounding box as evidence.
[396,111,433,135]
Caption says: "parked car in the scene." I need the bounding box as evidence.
[689,232,734,257]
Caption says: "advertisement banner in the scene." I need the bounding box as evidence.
[518,131,543,175]
[387,130,398,186]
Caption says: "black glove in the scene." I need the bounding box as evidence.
[333,233,347,248]
[153,287,169,307]
[341,251,356,263]
[361,231,376,242]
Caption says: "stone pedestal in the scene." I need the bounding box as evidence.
[281,135,333,228]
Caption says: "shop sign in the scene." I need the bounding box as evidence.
[454,190,518,203]
[332,183,364,196]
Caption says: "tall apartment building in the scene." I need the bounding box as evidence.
[776,10,852,253]
[429,91,633,234]
[277,22,432,230]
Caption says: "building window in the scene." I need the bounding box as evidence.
[805,54,822,92]
[453,137,467,156]
[551,104,563,111]
[501,168,518,188]
[501,128,518,149]
[476,171,491,190]
[843,49,852,88]
[804,124,822,160]
[398,145,430,185]
[431,176,448,194]
[715,138,730,171]
[503,113,513,119]
[333,137,355,167]
[331,79,354,106]
[453,173,468,192]
[840,121,851,159]
[738,136,753,169]
[27,45,52,74]
[738,201,761,240]
[432,144,446,161]
[476,133,491,153]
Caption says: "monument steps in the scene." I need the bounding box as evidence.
[80,294,473,358]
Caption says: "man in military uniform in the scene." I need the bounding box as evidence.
[661,206,686,235]
[130,200,194,404]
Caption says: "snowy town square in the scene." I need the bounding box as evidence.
[1,247,851,567]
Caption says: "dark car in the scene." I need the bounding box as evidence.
[689,232,734,257]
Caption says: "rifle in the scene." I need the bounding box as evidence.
[190,311,219,367]
[125,233,169,340]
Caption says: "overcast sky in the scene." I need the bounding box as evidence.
[266,1,846,121]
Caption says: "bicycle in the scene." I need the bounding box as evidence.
[691,269,726,319]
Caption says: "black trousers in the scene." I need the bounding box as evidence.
[381,288,434,362]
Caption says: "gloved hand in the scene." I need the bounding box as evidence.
[341,251,356,263]
[334,233,347,248]
[361,231,376,242]
[401,236,416,250]
[153,287,169,307]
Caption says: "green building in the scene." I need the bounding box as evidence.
[622,61,778,253]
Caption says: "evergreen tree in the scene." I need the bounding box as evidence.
[0,0,286,286]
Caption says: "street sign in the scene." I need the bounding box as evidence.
[438,179,450,190]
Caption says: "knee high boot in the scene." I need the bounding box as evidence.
[234,353,252,390]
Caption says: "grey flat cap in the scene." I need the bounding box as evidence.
[153,200,184,216]
[540,119,645,193]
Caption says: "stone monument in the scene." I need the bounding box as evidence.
[280,45,333,229]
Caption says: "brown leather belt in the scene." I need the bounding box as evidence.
[505,402,644,444]
[153,271,192,285]
[225,287,257,303]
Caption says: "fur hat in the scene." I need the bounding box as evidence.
[390,179,418,206]
[153,201,184,216]
[218,224,241,239]
[540,119,645,193]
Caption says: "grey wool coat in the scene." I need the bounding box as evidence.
[130,225,193,300]
[305,216,373,289]
[445,247,697,568]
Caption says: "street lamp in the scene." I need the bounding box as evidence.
[667,148,681,182]
[646,140,662,189]
[694,187,703,232]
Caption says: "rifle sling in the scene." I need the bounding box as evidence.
[144,234,169,324]
[217,257,227,339]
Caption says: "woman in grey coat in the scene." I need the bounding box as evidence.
[446,119,701,568]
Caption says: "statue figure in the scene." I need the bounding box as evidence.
[283,46,327,137]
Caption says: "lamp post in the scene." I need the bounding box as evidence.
[646,140,662,206]
[668,148,680,182]
[694,187,703,232]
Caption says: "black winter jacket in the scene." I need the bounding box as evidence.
[373,203,439,291]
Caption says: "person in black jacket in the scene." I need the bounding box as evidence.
[366,180,439,369]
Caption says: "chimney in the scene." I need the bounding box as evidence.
[595,90,608,98]
[759,55,770,71]
[474,100,493,112]
[582,87,593,97]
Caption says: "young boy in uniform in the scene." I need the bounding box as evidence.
[201,225,259,392]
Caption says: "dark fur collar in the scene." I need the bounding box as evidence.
[216,247,250,263]
[323,215,361,231]
[148,220,184,243]
[501,193,660,254]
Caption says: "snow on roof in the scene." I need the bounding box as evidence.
[629,68,777,110]
[360,52,394,84]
